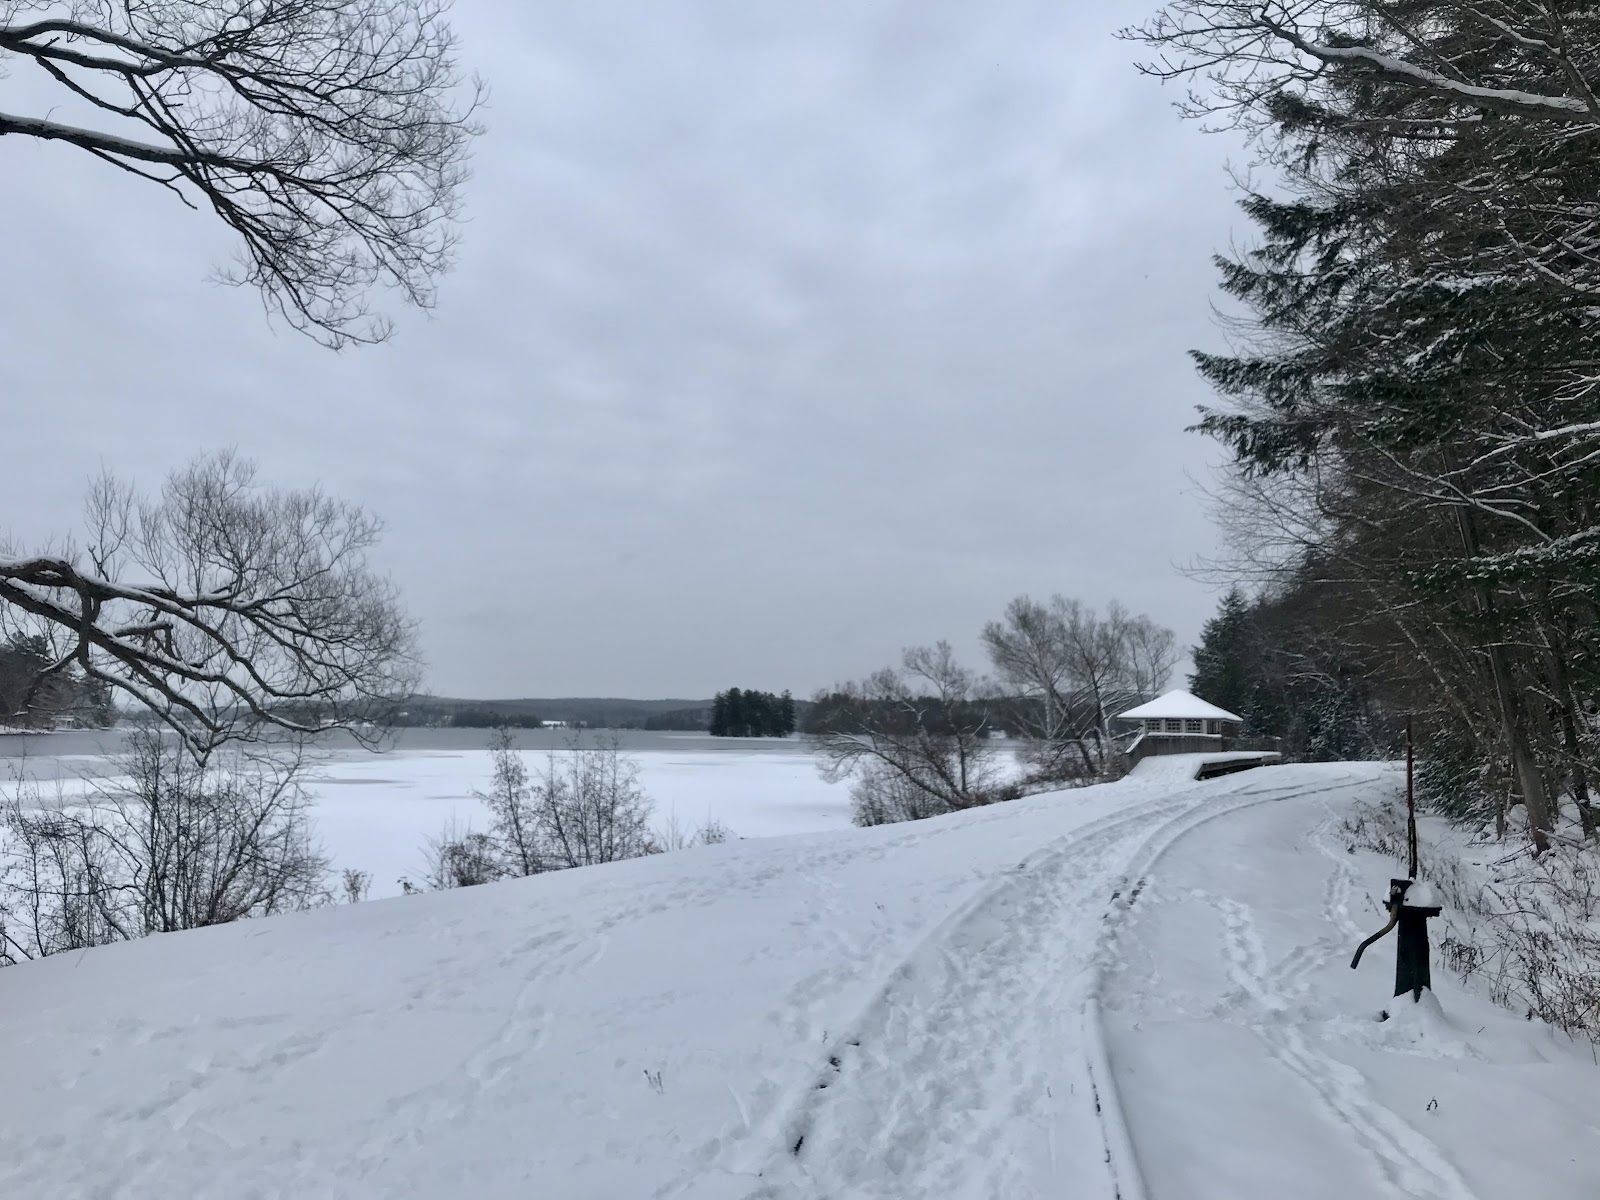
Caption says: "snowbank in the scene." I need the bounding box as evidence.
[1345,796,1600,1041]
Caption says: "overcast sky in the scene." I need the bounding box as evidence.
[1,0,1249,699]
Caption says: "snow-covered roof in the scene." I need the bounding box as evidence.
[1116,689,1243,723]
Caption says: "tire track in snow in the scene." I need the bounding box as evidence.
[645,790,1201,1200]
[761,801,1182,1200]
[1079,768,1378,1200]
[673,769,1360,1200]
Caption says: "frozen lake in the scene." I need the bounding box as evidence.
[0,728,854,898]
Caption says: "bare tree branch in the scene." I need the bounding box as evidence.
[0,451,420,753]
[0,0,484,346]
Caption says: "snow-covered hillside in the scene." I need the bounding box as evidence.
[2,762,1594,1199]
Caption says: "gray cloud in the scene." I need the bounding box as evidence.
[0,0,1248,697]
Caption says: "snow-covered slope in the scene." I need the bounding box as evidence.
[2,761,1593,1199]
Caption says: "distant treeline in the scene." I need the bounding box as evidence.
[643,706,712,731]
[375,694,820,733]
[447,707,546,729]
[802,690,995,739]
[710,688,796,738]
[390,696,720,730]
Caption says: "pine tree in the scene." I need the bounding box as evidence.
[1189,589,1259,721]
[709,688,796,737]
[1132,0,1600,847]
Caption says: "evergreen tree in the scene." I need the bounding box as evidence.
[1133,0,1600,847]
[709,687,795,737]
[1189,588,1259,722]
[752,691,775,736]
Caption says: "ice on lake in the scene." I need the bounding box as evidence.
[0,728,853,898]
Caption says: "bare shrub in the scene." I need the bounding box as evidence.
[1,789,124,960]
[422,817,503,890]
[697,817,731,846]
[429,731,660,888]
[650,810,696,854]
[534,734,655,868]
[848,758,951,827]
[0,729,327,964]
[649,811,734,853]
[341,869,373,904]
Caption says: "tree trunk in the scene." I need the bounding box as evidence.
[1559,700,1596,839]
[1533,584,1596,839]
[1451,502,1551,853]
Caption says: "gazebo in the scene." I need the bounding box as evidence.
[1115,690,1244,742]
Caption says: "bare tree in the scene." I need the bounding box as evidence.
[980,597,1078,744]
[1118,605,1180,699]
[533,734,655,869]
[982,596,1177,780]
[810,642,1012,826]
[477,725,539,876]
[0,0,484,345]
[1129,1,1600,131]
[445,731,659,885]
[0,728,328,964]
[0,451,420,754]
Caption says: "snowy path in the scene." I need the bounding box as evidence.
[1103,774,1600,1200]
[714,765,1379,1200]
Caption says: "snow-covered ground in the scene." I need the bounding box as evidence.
[2,760,1594,1198]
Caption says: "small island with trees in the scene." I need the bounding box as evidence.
[709,688,796,738]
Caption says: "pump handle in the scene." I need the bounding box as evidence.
[1350,907,1400,970]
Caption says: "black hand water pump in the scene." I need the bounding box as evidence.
[1349,716,1441,1001]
